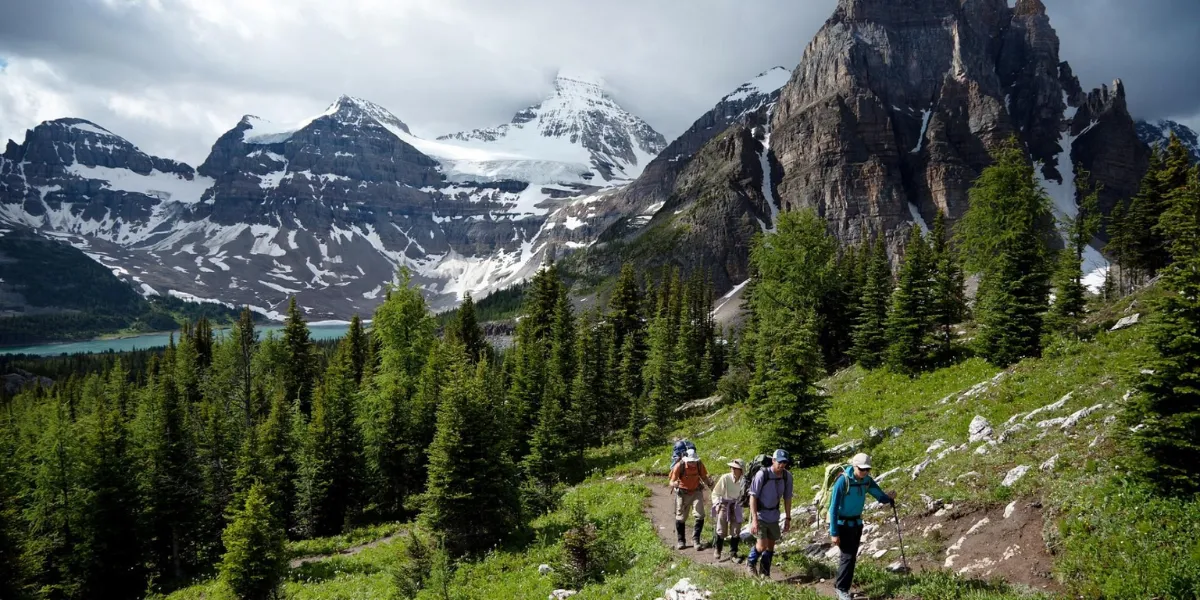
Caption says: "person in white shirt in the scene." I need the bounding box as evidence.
[709,458,745,562]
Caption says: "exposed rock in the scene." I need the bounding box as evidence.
[998,423,1027,443]
[888,426,904,438]
[911,459,933,480]
[538,564,553,576]
[1004,501,1017,519]
[974,444,991,455]
[550,590,577,600]
[675,395,723,414]
[1035,417,1068,429]
[830,439,864,456]
[2,368,54,395]
[921,494,945,513]
[1110,313,1141,331]
[926,439,948,454]
[1061,404,1104,430]
[874,466,902,484]
[1023,394,1071,422]
[1040,454,1060,471]
[1002,465,1031,487]
[935,444,968,461]
[968,415,994,442]
[867,426,885,443]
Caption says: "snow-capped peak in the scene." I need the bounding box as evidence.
[432,69,667,185]
[240,95,413,144]
[722,67,792,104]
[1135,118,1200,161]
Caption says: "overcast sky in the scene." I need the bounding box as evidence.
[1,0,1197,166]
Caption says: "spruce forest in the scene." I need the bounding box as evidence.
[1,135,1198,600]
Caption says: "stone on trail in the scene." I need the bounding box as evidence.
[1002,465,1031,487]
[873,548,890,558]
[968,415,994,442]
[1004,501,1017,519]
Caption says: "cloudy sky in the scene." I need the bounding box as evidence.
[1,0,1197,165]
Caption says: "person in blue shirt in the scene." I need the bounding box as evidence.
[747,449,793,578]
[829,453,895,600]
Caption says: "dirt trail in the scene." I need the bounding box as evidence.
[288,531,405,568]
[646,483,840,597]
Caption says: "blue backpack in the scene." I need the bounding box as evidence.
[670,440,697,472]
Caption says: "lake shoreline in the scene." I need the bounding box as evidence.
[1,322,351,357]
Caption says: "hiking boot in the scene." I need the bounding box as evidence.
[675,521,687,550]
[676,540,686,550]
[835,590,853,600]
[713,547,722,561]
[747,561,759,577]
[692,520,706,550]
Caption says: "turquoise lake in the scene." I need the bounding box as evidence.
[1,323,352,357]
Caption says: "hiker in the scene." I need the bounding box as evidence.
[747,449,793,578]
[668,448,714,550]
[709,458,745,562]
[829,453,896,600]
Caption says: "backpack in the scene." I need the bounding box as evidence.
[670,439,697,473]
[815,463,863,530]
[739,454,772,508]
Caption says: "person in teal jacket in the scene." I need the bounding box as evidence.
[829,453,895,600]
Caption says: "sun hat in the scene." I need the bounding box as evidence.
[728,459,745,470]
[850,452,872,469]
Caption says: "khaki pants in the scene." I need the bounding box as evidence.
[714,501,743,537]
[674,488,704,522]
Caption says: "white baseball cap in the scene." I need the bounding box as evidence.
[850,453,873,469]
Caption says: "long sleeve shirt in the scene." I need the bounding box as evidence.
[710,472,743,504]
[828,466,892,535]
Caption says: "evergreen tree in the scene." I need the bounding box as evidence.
[359,271,435,519]
[0,405,25,600]
[78,371,144,599]
[236,308,259,420]
[608,264,644,355]
[640,292,679,444]
[885,225,934,374]
[421,354,521,556]
[1133,165,1200,494]
[445,293,487,363]
[851,236,892,368]
[219,483,286,600]
[749,308,830,466]
[958,140,1057,366]
[346,314,369,385]
[1047,169,1103,337]
[508,265,563,457]
[133,364,203,584]
[295,347,363,536]
[928,210,966,364]
[258,391,298,534]
[282,298,316,415]
[24,392,85,599]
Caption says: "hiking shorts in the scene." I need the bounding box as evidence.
[675,488,704,521]
[757,520,782,542]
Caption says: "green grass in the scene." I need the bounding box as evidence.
[286,522,405,559]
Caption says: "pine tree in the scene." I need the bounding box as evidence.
[958,140,1057,366]
[360,271,435,519]
[1133,165,1200,494]
[1047,168,1103,337]
[78,370,144,599]
[749,308,830,465]
[236,308,259,420]
[24,392,85,598]
[1106,197,1135,295]
[445,293,487,363]
[134,364,204,583]
[641,289,679,444]
[1122,148,1169,281]
[928,210,966,364]
[421,355,521,556]
[296,347,364,536]
[508,265,563,457]
[282,298,316,415]
[608,264,644,355]
[258,391,298,533]
[219,483,286,600]
[346,314,369,385]
[851,236,892,368]
[0,405,25,600]
[885,225,934,374]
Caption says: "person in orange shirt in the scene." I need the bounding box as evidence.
[668,448,715,550]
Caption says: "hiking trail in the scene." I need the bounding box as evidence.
[288,531,406,568]
[645,482,841,598]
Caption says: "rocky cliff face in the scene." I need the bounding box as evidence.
[770,0,1149,254]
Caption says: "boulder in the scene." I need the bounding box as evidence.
[550,591,577,600]
[538,564,553,576]
[926,439,948,454]
[998,423,1027,443]
[659,578,712,600]
[1002,465,1031,487]
[1110,313,1141,331]
[968,415,994,442]
[1040,454,1060,471]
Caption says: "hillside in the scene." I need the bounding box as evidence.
[0,225,248,344]
[163,285,1197,600]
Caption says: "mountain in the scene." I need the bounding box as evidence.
[770,0,1148,255]
[1136,119,1200,161]
[0,77,668,319]
[434,71,667,185]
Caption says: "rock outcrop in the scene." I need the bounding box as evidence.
[769,0,1149,255]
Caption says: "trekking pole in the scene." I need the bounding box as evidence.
[888,503,912,575]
